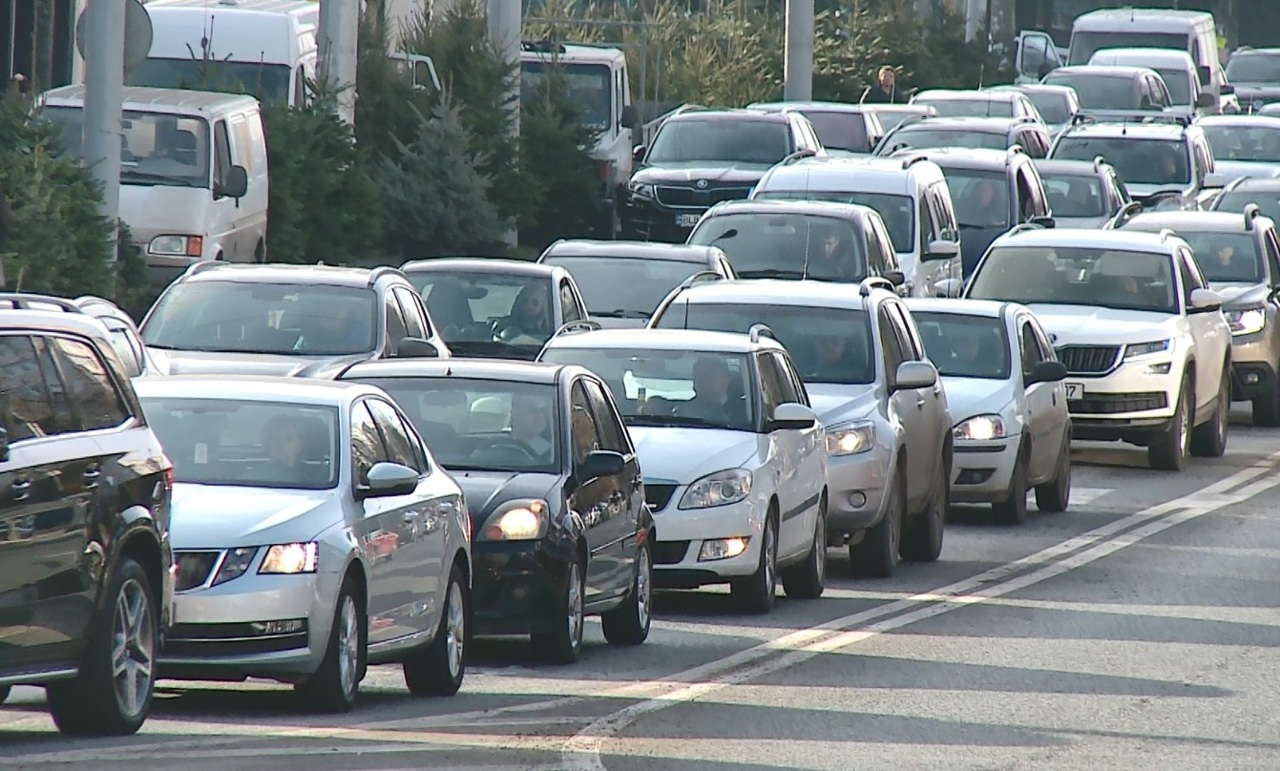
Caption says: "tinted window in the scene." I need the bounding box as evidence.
[766,352,804,404]
[1227,53,1280,83]
[1152,68,1191,106]
[140,397,339,489]
[385,294,409,348]
[581,379,629,453]
[800,110,869,152]
[881,127,1011,153]
[878,309,905,377]
[947,169,1012,228]
[48,337,130,431]
[686,212,867,281]
[569,381,601,466]
[99,321,145,378]
[412,271,553,354]
[350,402,387,485]
[366,398,422,472]
[559,280,584,324]
[0,335,63,441]
[542,255,706,321]
[1053,137,1190,186]
[1176,232,1263,283]
[967,245,1177,313]
[912,312,1011,379]
[1042,173,1107,217]
[1025,91,1071,124]
[127,58,292,104]
[746,191,915,253]
[653,302,875,385]
[1042,72,1138,110]
[1211,190,1280,223]
[756,354,786,416]
[393,287,429,339]
[648,119,792,164]
[143,280,377,356]
[1201,125,1280,163]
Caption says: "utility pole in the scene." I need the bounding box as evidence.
[487,0,521,246]
[83,0,127,262]
[318,0,360,124]
[783,0,814,101]
[964,0,983,43]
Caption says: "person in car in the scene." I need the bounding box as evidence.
[307,302,369,352]
[505,393,554,462]
[957,179,1006,227]
[499,284,553,340]
[684,356,744,426]
[257,414,321,486]
[808,225,862,281]
[807,334,865,383]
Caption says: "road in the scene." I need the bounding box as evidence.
[3,409,1279,770]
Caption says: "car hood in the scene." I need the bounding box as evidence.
[628,426,761,484]
[1214,160,1280,183]
[145,348,369,377]
[1025,304,1173,345]
[1212,281,1269,308]
[632,162,773,186]
[449,470,560,521]
[939,376,1012,423]
[1053,214,1110,229]
[1127,183,1188,202]
[169,483,336,549]
[805,383,879,427]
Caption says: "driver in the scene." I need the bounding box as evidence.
[809,225,861,282]
[506,393,553,461]
[807,334,862,383]
[307,302,369,352]
[501,284,553,339]
[957,179,1005,228]
[683,356,742,425]
[257,414,314,486]
[1213,243,1237,270]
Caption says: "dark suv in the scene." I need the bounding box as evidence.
[139,262,451,377]
[623,107,825,242]
[0,295,174,735]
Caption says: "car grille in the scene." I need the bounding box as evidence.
[1069,392,1168,414]
[654,185,754,209]
[1055,345,1120,375]
[645,484,678,512]
[175,550,221,591]
[652,540,691,565]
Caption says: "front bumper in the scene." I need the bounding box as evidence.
[1062,359,1178,441]
[649,498,765,589]
[621,196,703,243]
[824,448,891,534]
[1229,332,1278,400]
[471,540,573,636]
[950,437,1018,503]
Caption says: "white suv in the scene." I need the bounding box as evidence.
[749,155,963,297]
[964,228,1231,470]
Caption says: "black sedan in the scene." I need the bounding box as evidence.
[337,358,653,663]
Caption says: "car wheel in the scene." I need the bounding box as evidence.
[602,540,652,645]
[46,557,157,736]
[533,558,585,664]
[902,452,947,561]
[992,450,1029,526]
[782,496,826,599]
[731,508,778,614]
[852,466,903,578]
[1034,432,1072,513]
[1149,377,1191,471]
[297,578,364,713]
[1191,368,1229,457]
[403,562,468,697]
[1252,380,1280,427]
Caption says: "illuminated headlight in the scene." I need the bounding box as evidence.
[679,469,752,509]
[826,422,875,456]
[147,234,203,257]
[1226,306,1266,336]
[698,537,749,561]
[480,499,549,541]
[628,181,656,199]
[258,542,319,574]
[953,414,1006,441]
[212,547,258,586]
[1123,339,1172,359]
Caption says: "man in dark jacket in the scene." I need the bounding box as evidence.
[861,66,900,104]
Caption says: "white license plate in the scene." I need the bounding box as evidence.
[676,213,700,228]
[1064,382,1084,400]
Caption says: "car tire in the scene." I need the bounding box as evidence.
[902,453,947,561]
[533,558,585,664]
[852,466,903,578]
[296,578,365,713]
[602,540,653,646]
[782,496,826,600]
[403,563,468,697]
[1190,368,1229,458]
[46,556,157,737]
[1034,432,1072,513]
[731,508,778,614]
[992,450,1029,526]
[1149,377,1192,471]
[1252,381,1280,427]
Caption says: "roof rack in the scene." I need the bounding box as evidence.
[1092,154,1109,170]
[367,265,406,287]
[0,292,80,312]
[892,113,931,131]
[678,270,724,290]
[1005,223,1046,237]
[781,149,818,165]
[1245,203,1262,230]
[747,323,776,343]
[183,260,229,278]
[859,277,896,297]
[671,104,709,117]
[1157,227,1178,242]
[1104,200,1143,229]
[900,154,931,170]
[555,320,602,337]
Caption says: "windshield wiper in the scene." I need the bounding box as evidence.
[627,414,732,429]
[737,268,805,279]
[121,171,190,186]
[592,309,652,319]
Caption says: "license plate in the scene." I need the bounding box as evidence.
[1064,382,1084,400]
[676,213,700,228]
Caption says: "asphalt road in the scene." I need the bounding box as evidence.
[3,408,1279,770]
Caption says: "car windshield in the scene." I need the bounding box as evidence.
[746,192,914,252]
[349,378,560,473]
[1042,73,1137,110]
[945,170,1012,228]
[967,245,1178,313]
[1227,54,1280,83]
[141,397,339,490]
[912,312,1012,379]
[411,271,553,350]
[686,213,868,281]
[1042,173,1107,216]
[1201,125,1280,163]
[1211,190,1280,222]
[43,106,211,189]
[1153,68,1192,105]
[521,61,611,128]
[1025,92,1072,124]
[127,58,291,103]
[801,110,869,152]
[1053,137,1190,186]
[142,281,377,356]
[916,97,1015,118]
[648,119,792,164]
[539,347,757,432]
[881,127,1010,153]
[1176,232,1263,283]
[653,303,875,385]
[1068,32,1189,65]
[542,256,705,320]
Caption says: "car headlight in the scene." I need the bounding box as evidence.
[479,499,549,541]
[1226,306,1266,336]
[259,542,319,574]
[826,422,876,456]
[1123,339,1172,359]
[679,469,752,510]
[628,180,656,199]
[212,547,258,586]
[147,234,203,257]
[953,414,1006,441]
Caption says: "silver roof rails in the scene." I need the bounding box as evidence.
[900,154,930,170]
[747,323,776,343]
[1245,203,1262,230]
[555,320,602,337]
[368,265,406,286]
[859,276,896,297]
[1157,227,1178,242]
[183,260,229,277]
[0,293,80,312]
[1092,154,1108,170]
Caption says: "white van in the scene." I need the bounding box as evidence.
[1088,48,1209,112]
[127,0,319,107]
[42,86,270,284]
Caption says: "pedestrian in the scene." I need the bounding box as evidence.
[861,66,901,104]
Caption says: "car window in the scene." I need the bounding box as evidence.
[385,294,409,349]
[1052,137,1191,188]
[581,378,630,454]
[1019,320,1047,374]
[560,279,584,324]
[99,320,145,378]
[1265,230,1280,284]
[687,211,869,280]
[878,307,906,378]
[913,312,1011,379]
[918,193,938,254]
[647,118,793,165]
[776,352,810,406]
[1178,249,1206,302]
[0,335,68,441]
[744,191,915,253]
[1043,173,1107,217]
[766,352,804,404]
[47,336,131,431]
[412,271,554,351]
[930,184,959,241]
[213,120,232,188]
[1176,232,1263,284]
[947,169,1012,229]
[393,287,428,340]
[756,353,788,417]
[365,397,422,472]
[351,401,389,485]
[867,216,899,274]
[569,381,601,466]
[967,245,1178,314]
[887,303,923,361]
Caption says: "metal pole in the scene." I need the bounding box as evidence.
[783,0,813,101]
[488,0,520,246]
[318,0,359,124]
[964,0,982,43]
[83,0,126,262]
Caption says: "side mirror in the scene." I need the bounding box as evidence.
[1189,287,1224,311]
[0,424,8,463]
[1197,65,1212,87]
[1028,359,1068,385]
[933,277,962,297]
[1221,83,1235,96]
[884,269,905,286]
[394,337,440,358]
[1202,172,1227,190]
[892,360,938,391]
[1196,92,1217,109]
[770,402,817,430]
[217,165,249,199]
[632,144,647,164]
[358,461,419,500]
[922,239,960,261]
[1029,215,1056,229]
[579,449,626,480]
[621,105,638,129]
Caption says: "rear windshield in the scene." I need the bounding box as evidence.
[1068,31,1189,65]
[1042,72,1137,110]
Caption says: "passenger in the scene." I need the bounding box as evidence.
[506,393,554,461]
[684,356,742,426]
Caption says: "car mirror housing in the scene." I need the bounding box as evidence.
[771,402,817,430]
[579,449,626,480]
[923,240,960,261]
[358,461,419,500]
[1188,287,1224,312]
[893,360,938,391]
[1029,360,1068,385]
[395,337,440,358]
[933,277,963,297]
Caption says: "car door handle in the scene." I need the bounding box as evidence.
[916,396,926,408]
[10,478,31,501]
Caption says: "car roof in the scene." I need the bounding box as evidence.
[905,147,1023,169]
[132,375,375,405]
[1060,121,1189,139]
[400,258,558,277]
[541,240,722,263]
[1194,115,1280,129]
[339,357,567,384]
[903,297,1011,318]
[43,85,260,115]
[994,227,1178,253]
[749,101,871,114]
[1123,210,1272,234]
[705,198,879,222]
[544,328,783,354]
[991,83,1077,97]
[176,262,392,287]
[1090,48,1195,66]
[0,306,118,339]
[760,155,942,190]
[896,116,1029,132]
[673,279,893,310]
[915,89,1020,103]
[1047,65,1156,79]
[667,109,793,125]
[1033,158,1110,175]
